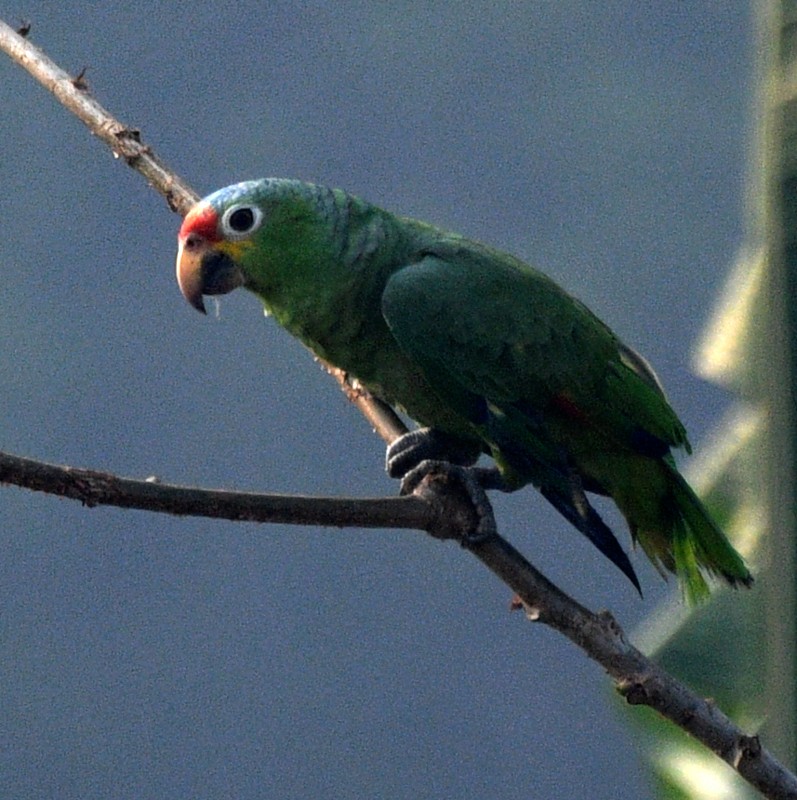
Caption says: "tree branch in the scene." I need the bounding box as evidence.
[0,449,431,529]
[1,18,794,800]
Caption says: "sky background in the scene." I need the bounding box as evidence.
[0,3,753,798]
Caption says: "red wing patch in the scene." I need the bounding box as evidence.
[552,392,589,423]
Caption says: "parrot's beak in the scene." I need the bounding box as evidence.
[176,233,245,314]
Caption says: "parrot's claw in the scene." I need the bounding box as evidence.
[399,459,498,544]
[386,428,481,479]
[470,465,512,493]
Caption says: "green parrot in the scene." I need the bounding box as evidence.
[176,178,752,602]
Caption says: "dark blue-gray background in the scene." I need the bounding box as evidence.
[0,3,751,798]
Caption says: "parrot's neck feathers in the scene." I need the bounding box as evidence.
[342,213,389,269]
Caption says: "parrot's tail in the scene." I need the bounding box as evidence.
[540,485,641,596]
[636,462,753,604]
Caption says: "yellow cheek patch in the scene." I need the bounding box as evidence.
[217,238,254,262]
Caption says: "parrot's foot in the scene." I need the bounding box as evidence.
[386,428,481,479]
[469,465,513,493]
[399,459,498,544]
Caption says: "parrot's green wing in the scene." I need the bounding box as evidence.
[381,244,687,465]
[380,245,747,600]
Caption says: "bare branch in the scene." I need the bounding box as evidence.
[0,449,431,529]
[1,18,794,799]
[0,21,198,214]
[320,362,409,443]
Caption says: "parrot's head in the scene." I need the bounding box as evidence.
[178,178,328,315]
[177,178,363,325]
[176,181,269,314]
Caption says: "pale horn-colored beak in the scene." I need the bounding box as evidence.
[176,233,245,314]
[176,233,209,314]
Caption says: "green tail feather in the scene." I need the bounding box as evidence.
[672,516,711,604]
[667,464,753,603]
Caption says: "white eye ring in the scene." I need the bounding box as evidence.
[220,204,263,240]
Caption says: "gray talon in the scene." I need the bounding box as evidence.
[400,459,498,544]
[386,428,481,479]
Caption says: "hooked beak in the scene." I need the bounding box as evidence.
[176,232,245,314]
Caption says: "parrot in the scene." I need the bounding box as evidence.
[175,178,752,603]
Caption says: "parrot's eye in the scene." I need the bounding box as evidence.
[220,204,263,240]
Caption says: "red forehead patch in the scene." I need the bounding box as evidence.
[179,201,220,242]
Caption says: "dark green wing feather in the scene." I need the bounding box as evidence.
[381,244,688,460]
